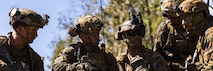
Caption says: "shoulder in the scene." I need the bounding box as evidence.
[61,43,80,54]
[0,36,8,45]
[157,21,167,33]
[28,46,41,56]
[204,26,213,39]
[27,46,43,61]
[201,26,213,48]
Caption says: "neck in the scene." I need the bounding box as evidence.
[127,45,143,56]
[166,17,182,27]
[83,42,99,52]
[11,32,26,49]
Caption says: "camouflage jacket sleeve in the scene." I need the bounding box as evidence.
[52,46,77,71]
[0,59,9,71]
[0,36,9,71]
[104,51,119,71]
[151,52,170,71]
[197,27,213,70]
[155,21,169,51]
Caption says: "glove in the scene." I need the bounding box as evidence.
[83,62,99,71]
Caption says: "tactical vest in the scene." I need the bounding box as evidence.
[118,52,154,71]
[70,42,109,71]
[0,36,31,71]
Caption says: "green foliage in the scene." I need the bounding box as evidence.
[51,38,68,64]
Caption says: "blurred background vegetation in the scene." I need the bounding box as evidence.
[51,0,163,67]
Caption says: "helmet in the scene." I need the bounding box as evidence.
[177,0,210,17]
[115,12,145,40]
[68,15,103,37]
[161,0,181,18]
[9,7,49,28]
[115,20,145,40]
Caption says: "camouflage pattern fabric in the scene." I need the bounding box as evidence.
[155,0,200,71]
[9,8,49,28]
[52,42,118,71]
[117,46,169,71]
[195,25,213,71]
[0,33,44,71]
[177,0,213,70]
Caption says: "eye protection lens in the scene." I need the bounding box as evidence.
[94,21,103,27]
[124,30,139,36]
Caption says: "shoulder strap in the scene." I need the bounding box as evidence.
[26,45,33,71]
[70,42,85,62]
[0,36,14,68]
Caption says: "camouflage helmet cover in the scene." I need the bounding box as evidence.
[68,15,103,37]
[118,20,134,33]
[9,7,49,28]
[115,20,145,40]
[178,0,210,16]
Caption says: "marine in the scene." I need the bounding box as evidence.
[52,15,119,71]
[116,12,169,71]
[0,7,49,71]
[177,0,213,70]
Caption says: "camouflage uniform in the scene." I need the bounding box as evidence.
[52,15,118,71]
[52,42,118,71]
[117,46,169,71]
[0,34,44,71]
[0,7,49,71]
[177,0,213,70]
[115,13,169,71]
[155,0,198,71]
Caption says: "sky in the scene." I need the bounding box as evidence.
[0,0,213,71]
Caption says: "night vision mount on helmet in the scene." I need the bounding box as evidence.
[115,12,145,40]
[9,6,49,28]
[68,15,103,37]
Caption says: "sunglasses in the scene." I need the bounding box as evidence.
[122,30,140,36]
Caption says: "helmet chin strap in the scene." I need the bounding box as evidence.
[14,27,30,43]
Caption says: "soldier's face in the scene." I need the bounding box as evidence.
[20,26,39,43]
[79,28,100,46]
[182,12,204,33]
[122,30,142,46]
[161,0,178,18]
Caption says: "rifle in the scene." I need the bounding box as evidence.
[0,44,30,71]
[72,42,99,71]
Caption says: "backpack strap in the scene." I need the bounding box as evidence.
[70,42,86,62]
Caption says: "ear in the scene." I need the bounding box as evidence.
[15,26,23,32]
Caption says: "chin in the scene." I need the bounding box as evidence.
[28,40,34,43]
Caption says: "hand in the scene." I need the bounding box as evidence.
[75,62,99,71]
[83,62,99,71]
